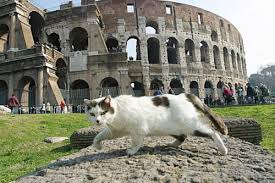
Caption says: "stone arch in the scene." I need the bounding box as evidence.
[213,45,221,69]
[56,58,67,90]
[150,79,163,90]
[126,36,141,61]
[70,80,90,106]
[211,31,218,42]
[17,76,36,107]
[237,53,242,73]
[217,81,223,99]
[131,81,145,96]
[185,39,195,63]
[200,41,209,63]
[190,81,199,97]
[223,47,230,70]
[170,79,184,95]
[29,11,45,44]
[106,37,120,53]
[231,50,237,69]
[0,80,8,105]
[167,37,179,64]
[0,24,9,52]
[147,37,160,64]
[146,21,159,34]
[101,77,119,97]
[69,27,88,51]
[48,33,61,51]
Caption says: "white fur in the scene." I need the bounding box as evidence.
[84,94,228,156]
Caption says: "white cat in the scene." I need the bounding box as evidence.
[84,93,228,156]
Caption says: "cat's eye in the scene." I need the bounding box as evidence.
[101,111,108,115]
[90,113,95,117]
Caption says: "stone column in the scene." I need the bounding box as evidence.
[9,12,17,51]
[37,68,44,106]
[8,73,14,97]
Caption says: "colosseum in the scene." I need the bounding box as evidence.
[0,0,247,110]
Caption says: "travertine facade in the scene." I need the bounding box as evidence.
[0,0,247,108]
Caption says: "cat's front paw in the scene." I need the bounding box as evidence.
[93,142,102,150]
[126,148,139,156]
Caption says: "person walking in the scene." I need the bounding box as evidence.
[46,101,51,113]
[60,99,66,114]
[40,102,46,114]
[8,94,19,114]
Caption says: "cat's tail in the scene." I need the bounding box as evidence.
[185,94,228,135]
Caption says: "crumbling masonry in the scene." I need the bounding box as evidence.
[0,0,247,108]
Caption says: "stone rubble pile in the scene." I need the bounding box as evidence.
[15,132,274,183]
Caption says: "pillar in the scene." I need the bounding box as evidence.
[37,68,44,106]
[8,12,17,51]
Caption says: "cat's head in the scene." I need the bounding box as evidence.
[84,95,115,126]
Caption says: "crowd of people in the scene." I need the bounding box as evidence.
[3,84,272,114]
[152,83,271,107]
[213,83,271,106]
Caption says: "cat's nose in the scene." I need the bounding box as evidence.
[96,120,100,124]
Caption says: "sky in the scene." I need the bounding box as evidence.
[31,0,275,76]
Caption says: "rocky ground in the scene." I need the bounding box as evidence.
[15,130,275,183]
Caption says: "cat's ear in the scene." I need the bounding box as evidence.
[83,99,90,105]
[104,95,112,107]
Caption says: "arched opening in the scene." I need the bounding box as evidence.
[167,37,179,64]
[211,31,218,42]
[147,37,160,64]
[200,41,209,63]
[190,81,199,97]
[48,33,61,51]
[56,59,67,99]
[223,47,230,70]
[231,50,237,69]
[237,53,242,73]
[204,81,214,105]
[146,21,159,34]
[70,80,90,106]
[69,27,88,51]
[170,79,184,95]
[131,81,145,96]
[0,24,9,52]
[17,76,36,108]
[126,37,141,61]
[213,45,221,69]
[217,81,223,100]
[29,12,45,44]
[185,39,195,63]
[101,77,119,97]
[106,37,121,53]
[150,79,163,90]
[0,80,8,105]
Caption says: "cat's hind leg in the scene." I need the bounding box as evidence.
[193,129,228,156]
[127,135,144,156]
[169,135,187,147]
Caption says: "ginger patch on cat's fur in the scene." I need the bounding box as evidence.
[152,96,170,107]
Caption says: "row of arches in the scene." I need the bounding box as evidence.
[0,11,44,52]
[125,36,245,73]
[0,75,240,107]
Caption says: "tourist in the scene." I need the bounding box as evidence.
[8,94,19,114]
[46,101,51,113]
[60,99,66,114]
[40,102,46,114]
